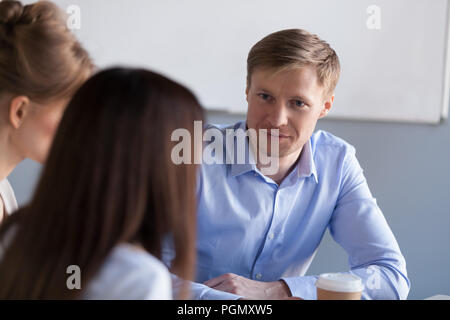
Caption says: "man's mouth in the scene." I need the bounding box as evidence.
[267,130,290,139]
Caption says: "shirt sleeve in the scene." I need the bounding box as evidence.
[162,236,242,300]
[170,273,243,300]
[282,147,410,300]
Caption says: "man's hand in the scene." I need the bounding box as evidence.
[203,273,293,299]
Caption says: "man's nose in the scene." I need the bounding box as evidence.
[267,102,289,128]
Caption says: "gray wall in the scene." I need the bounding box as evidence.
[8,110,450,300]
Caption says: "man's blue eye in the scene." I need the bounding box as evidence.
[260,93,270,100]
[294,100,305,107]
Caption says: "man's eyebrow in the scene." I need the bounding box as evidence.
[256,88,274,95]
[255,87,314,105]
[291,94,313,106]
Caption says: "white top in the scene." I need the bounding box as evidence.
[0,179,18,218]
[83,243,172,300]
[0,228,171,300]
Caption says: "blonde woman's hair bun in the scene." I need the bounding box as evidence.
[0,1,24,26]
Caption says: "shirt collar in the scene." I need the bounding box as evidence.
[297,138,318,183]
[230,121,256,177]
[229,121,318,183]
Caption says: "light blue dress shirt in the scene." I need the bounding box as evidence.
[165,120,410,300]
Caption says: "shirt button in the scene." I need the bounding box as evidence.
[255,273,262,280]
[268,233,275,240]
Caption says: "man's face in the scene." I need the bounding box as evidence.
[246,66,333,158]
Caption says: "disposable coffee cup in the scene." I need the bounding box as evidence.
[315,273,364,300]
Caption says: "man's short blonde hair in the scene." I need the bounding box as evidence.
[247,29,341,100]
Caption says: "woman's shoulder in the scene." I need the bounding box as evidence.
[0,179,18,215]
[111,243,170,278]
[83,243,172,300]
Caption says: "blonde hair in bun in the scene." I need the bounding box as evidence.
[0,0,93,103]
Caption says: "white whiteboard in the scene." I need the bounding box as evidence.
[28,0,450,124]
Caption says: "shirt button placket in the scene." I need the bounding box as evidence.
[254,188,279,281]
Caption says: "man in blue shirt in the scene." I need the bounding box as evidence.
[166,29,410,300]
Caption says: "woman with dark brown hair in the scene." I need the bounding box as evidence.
[0,67,204,299]
[0,0,93,223]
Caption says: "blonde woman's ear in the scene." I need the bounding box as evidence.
[9,96,30,129]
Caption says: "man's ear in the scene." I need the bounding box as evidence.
[319,94,334,119]
[9,96,31,129]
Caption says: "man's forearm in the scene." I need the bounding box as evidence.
[170,273,242,300]
[282,264,410,300]
[203,273,294,299]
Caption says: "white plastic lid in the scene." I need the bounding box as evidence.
[315,273,364,293]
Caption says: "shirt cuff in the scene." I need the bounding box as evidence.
[281,276,319,300]
[196,287,243,300]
